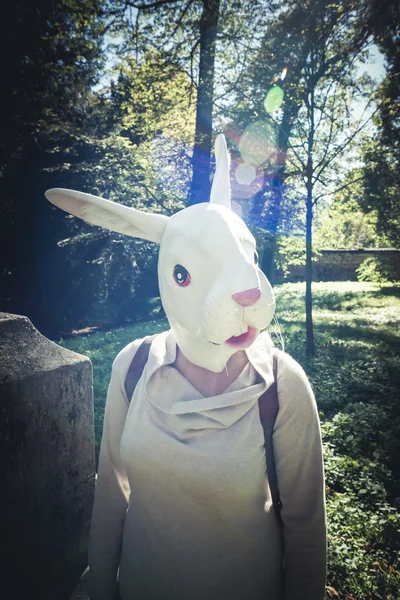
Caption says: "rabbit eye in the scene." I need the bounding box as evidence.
[254,250,259,265]
[173,264,191,287]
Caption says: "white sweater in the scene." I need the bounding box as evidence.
[84,331,326,600]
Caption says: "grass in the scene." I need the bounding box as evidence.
[59,281,400,600]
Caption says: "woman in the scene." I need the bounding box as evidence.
[46,135,326,600]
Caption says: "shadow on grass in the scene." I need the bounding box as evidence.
[316,321,400,350]
[313,285,400,310]
[279,317,400,353]
[276,283,400,313]
[378,284,400,298]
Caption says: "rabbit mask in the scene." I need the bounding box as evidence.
[45,135,275,373]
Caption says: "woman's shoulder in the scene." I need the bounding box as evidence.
[275,348,310,386]
[113,337,146,369]
[253,332,314,402]
[273,348,317,418]
[111,331,169,377]
[252,332,310,386]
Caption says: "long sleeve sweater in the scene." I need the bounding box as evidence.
[84,330,326,600]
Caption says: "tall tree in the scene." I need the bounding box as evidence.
[101,0,220,204]
[0,0,105,323]
[33,53,196,334]
[356,0,400,248]
[102,0,271,205]
[225,4,313,278]
[189,0,220,204]
[227,0,378,355]
[285,23,376,355]
[361,139,400,248]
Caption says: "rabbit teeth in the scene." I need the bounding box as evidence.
[224,326,258,349]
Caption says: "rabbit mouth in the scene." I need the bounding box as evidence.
[224,326,258,349]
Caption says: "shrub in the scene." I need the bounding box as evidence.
[356,257,395,285]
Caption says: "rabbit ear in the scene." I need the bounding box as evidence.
[210,134,231,209]
[45,188,169,243]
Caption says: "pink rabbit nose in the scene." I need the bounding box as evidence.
[232,288,261,307]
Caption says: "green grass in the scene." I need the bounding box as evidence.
[59,282,400,600]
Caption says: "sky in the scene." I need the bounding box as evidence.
[359,44,386,82]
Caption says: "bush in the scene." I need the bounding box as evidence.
[323,408,400,600]
[356,257,395,285]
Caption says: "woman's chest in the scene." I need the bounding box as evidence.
[120,389,268,514]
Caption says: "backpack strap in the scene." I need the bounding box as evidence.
[258,351,283,525]
[124,335,157,403]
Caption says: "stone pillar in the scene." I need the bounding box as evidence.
[0,313,95,600]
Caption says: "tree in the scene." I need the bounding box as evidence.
[36,53,196,333]
[288,53,376,355]
[227,0,379,355]
[101,0,273,206]
[355,0,400,248]
[98,0,221,204]
[355,0,399,149]
[0,0,105,325]
[0,1,198,334]
[314,173,386,249]
[361,140,400,247]
[189,0,220,204]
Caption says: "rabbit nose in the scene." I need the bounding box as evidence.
[232,288,261,307]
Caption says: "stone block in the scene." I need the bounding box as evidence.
[0,313,95,600]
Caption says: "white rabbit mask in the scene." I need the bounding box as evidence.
[45,135,275,373]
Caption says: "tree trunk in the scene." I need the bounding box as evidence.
[260,109,294,281]
[306,81,315,357]
[189,0,220,205]
[261,161,285,282]
[305,179,315,357]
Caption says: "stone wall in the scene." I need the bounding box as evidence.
[286,248,400,282]
[0,313,95,600]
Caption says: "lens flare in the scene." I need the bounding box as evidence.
[235,162,256,186]
[264,86,284,113]
[280,67,288,81]
[230,158,264,200]
[239,121,275,166]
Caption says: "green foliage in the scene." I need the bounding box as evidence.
[357,0,400,250]
[272,235,320,281]
[14,50,195,334]
[359,0,399,155]
[361,141,400,248]
[275,236,306,279]
[1,0,104,172]
[314,176,385,250]
[356,257,396,284]
[0,0,106,328]
[323,405,400,600]
[275,281,400,599]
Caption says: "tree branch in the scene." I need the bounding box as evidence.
[313,174,365,205]
[170,0,196,38]
[125,0,180,10]
[313,101,380,185]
